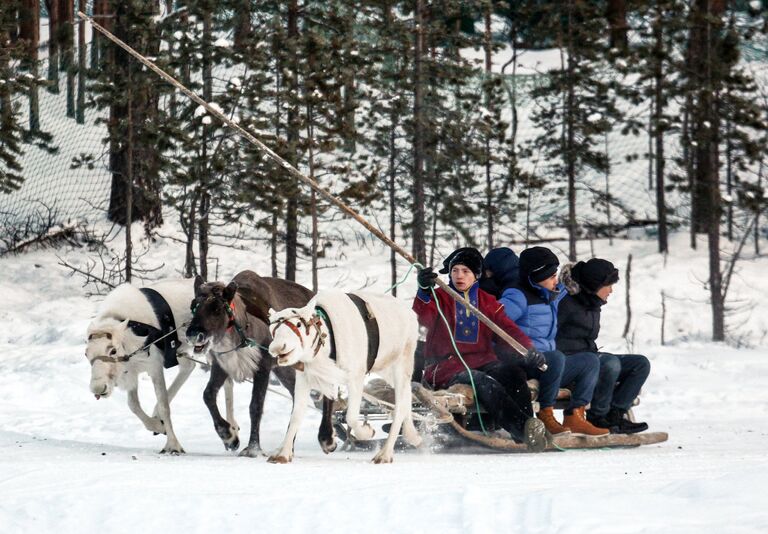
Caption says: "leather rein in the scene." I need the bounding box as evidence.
[269,311,327,358]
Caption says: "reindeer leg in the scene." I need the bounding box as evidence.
[127,388,164,435]
[345,379,375,441]
[150,368,184,454]
[239,358,271,458]
[151,355,195,419]
[224,377,238,433]
[268,371,310,464]
[317,397,337,454]
[204,360,239,451]
[373,364,420,464]
[272,364,295,396]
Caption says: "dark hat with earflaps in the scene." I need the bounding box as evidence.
[572,258,619,293]
[439,247,484,278]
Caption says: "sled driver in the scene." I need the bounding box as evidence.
[412,247,550,452]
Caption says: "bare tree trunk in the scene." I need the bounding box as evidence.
[60,0,75,118]
[605,132,613,246]
[605,0,628,50]
[483,4,494,250]
[271,210,278,278]
[653,9,668,253]
[411,0,426,265]
[389,119,397,295]
[683,100,696,249]
[284,0,300,281]
[183,190,198,277]
[198,191,209,280]
[233,0,251,52]
[565,1,577,261]
[20,0,40,131]
[198,8,212,281]
[307,103,318,293]
[125,75,133,283]
[690,0,726,340]
[46,0,60,93]
[725,115,733,241]
[76,0,85,124]
[660,290,666,345]
[757,161,763,256]
[622,253,632,339]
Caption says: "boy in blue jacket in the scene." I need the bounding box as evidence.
[483,246,607,437]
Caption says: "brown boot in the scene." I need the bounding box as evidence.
[536,406,571,435]
[563,406,609,437]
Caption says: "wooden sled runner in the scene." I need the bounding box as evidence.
[328,379,668,453]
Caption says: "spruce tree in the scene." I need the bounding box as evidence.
[525,0,623,260]
[0,2,55,195]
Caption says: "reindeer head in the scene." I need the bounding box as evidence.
[268,297,320,367]
[186,275,238,354]
[85,318,134,399]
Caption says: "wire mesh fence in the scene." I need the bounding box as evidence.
[2,10,766,251]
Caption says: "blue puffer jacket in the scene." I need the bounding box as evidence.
[485,249,566,352]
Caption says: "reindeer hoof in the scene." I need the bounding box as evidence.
[320,439,337,454]
[217,424,240,451]
[352,424,375,441]
[371,452,393,464]
[147,417,165,435]
[160,446,185,455]
[238,446,263,458]
[267,454,292,464]
[223,436,240,452]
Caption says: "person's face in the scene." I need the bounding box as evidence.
[596,283,614,301]
[451,265,477,292]
[538,272,558,291]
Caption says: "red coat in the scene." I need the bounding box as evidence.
[412,282,533,389]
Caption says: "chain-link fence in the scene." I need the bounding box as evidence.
[0,36,111,249]
[2,12,766,251]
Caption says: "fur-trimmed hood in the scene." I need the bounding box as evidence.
[559,263,582,296]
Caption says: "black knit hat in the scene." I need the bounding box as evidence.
[519,246,559,284]
[572,258,619,293]
[439,247,483,278]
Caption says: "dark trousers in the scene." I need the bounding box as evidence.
[448,361,532,442]
[522,350,565,409]
[589,353,651,416]
[561,351,601,409]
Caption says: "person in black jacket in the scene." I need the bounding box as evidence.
[556,259,650,434]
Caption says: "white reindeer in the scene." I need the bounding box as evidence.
[85,279,228,454]
[267,291,422,464]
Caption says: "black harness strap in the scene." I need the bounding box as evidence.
[347,293,380,373]
[138,287,181,369]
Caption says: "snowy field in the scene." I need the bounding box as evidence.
[1,228,767,534]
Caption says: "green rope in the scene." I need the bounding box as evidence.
[385,262,419,294]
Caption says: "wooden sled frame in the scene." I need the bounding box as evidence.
[326,378,668,453]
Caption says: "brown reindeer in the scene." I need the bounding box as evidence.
[186,270,335,457]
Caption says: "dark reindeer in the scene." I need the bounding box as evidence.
[186,270,336,457]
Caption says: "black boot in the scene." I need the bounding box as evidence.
[607,408,648,434]
[586,411,618,434]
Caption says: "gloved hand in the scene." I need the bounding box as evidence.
[417,267,438,290]
[524,347,547,370]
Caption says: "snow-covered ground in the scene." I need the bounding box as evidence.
[1,227,767,534]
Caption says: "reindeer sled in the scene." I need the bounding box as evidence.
[326,377,668,453]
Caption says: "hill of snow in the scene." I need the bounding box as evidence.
[0,225,767,533]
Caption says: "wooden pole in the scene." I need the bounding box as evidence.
[77,11,537,362]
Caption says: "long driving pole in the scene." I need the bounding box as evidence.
[77,11,538,365]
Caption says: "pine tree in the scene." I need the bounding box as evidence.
[525,0,623,260]
[0,2,26,194]
[626,0,689,253]
[0,2,55,195]
[89,0,165,229]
